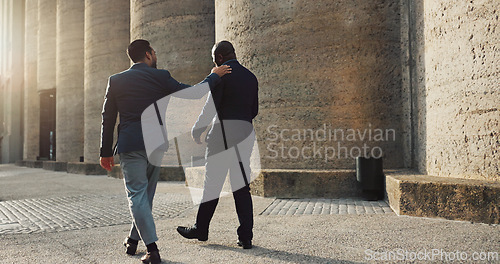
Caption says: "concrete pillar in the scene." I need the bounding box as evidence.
[36,0,57,161]
[406,0,427,173]
[215,0,406,170]
[37,0,56,91]
[24,0,40,160]
[420,0,499,181]
[131,0,214,83]
[55,0,85,162]
[130,0,215,165]
[0,0,24,163]
[0,0,6,162]
[84,0,129,163]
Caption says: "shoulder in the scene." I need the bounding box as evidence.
[237,64,258,81]
[155,68,171,78]
[142,67,172,81]
[109,68,131,82]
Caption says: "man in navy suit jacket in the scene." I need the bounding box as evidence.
[99,39,230,264]
[177,41,259,249]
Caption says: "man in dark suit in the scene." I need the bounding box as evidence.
[99,39,231,264]
[177,41,259,249]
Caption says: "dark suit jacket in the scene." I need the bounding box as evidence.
[100,63,221,157]
[192,59,258,143]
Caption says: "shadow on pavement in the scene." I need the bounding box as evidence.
[201,243,363,264]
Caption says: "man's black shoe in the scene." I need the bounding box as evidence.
[176,225,208,241]
[141,250,161,264]
[123,237,138,255]
[237,239,252,249]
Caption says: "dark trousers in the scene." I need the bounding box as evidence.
[195,129,255,240]
[196,186,253,240]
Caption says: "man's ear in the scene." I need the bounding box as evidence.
[217,54,224,63]
[145,51,152,61]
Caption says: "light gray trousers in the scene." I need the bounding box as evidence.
[119,150,160,245]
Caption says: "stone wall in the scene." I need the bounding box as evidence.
[83,0,130,163]
[416,0,499,180]
[55,0,85,162]
[216,0,407,170]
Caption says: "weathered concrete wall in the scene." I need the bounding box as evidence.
[84,0,130,163]
[23,0,39,160]
[0,0,24,163]
[216,0,406,170]
[420,0,499,181]
[130,0,215,166]
[37,0,56,91]
[55,0,84,162]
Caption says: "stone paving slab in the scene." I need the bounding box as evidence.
[260,198,393,216]
[0,195,394,236]
[0,165,498,263]
[0,193,194,235]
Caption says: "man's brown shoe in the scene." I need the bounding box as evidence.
[141,250,161,264]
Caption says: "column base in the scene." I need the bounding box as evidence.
[42,161,67,171]
[23,160,43,168]
[67,162,108,175]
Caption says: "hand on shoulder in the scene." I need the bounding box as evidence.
[211,65,232,77]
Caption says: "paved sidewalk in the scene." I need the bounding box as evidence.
[0,164,498,263]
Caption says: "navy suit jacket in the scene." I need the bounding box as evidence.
[192,59,258,142]
[100,63,221,157]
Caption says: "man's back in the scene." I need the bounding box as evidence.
[212,59,258,122]
[101,62,222,157]
[109,63,176,124]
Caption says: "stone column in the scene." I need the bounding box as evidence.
[84,0,129,163]
[215,0,406,170]
[0,0,24,163]
[420,0,499,180]
[130,0,215,166]
[23,0,40,161]
[0,1,6,162]
[131,0,214,83]
[0,0,6,162]
[55,0,85,162]
[37,0,56,92]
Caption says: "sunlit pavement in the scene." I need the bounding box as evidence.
[0,164,498,263]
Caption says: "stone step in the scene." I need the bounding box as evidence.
[386,170,500,224]
[67,162,108,175]
[42,161,67,171]
[185,167,363,198]
[23,160,43,168]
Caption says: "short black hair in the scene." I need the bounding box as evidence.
[127,39,152,63]
[212,40,235,57]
